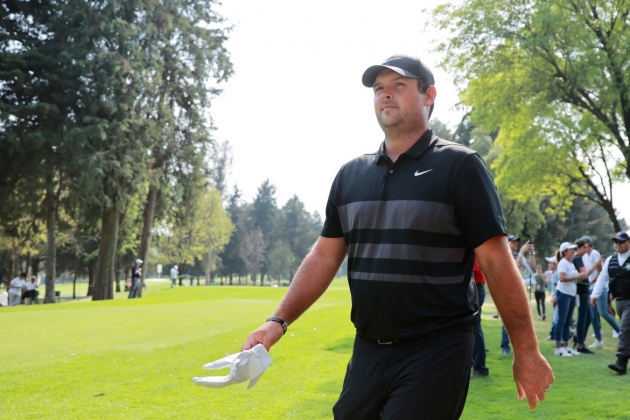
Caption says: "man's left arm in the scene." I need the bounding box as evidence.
[476,235,555,409]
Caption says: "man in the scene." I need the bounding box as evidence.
[24,276,39,305]
[573,239,601,354]
[129,259,143,299]
[170,265,179,288]
[580,236,605,349]
[241,55,553,418]
[501,236,536,356]
[8,272,26,306]
[591,231,630,374]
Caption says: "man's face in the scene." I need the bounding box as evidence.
[575,245,587,256]
[614,240,630,253]
[547,262,557,271]
[372,70,435,131]
[509,240,518,252]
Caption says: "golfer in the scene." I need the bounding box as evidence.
[241,55,554,419]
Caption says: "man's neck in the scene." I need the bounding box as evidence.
[384,128,428,162]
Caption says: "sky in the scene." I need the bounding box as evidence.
[211,0,630,225]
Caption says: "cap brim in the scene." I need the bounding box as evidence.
[362,65,419,87]
[545,257,556,263]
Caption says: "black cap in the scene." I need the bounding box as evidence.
[612,231,630,242]
[362,55,435,88]
[508,234,520,242]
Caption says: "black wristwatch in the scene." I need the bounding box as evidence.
[266,317,288,335]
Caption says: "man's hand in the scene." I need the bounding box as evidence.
[513,351,555,409]
[590,296,599,307]
[241,321,285,352]
[519,241,531,255]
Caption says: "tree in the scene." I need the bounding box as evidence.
[433,0,630,229]
[134,0,233,292]
[266,241,295,283]
[196,189,234,284]
[0,0,90,302]
[279,195,319,280]
[250,180,279,282]
[217,185,248,284]
[239,227,266,284]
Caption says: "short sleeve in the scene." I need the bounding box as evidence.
[573,256,585,270]
[454,153,507,248]
[321,170,344,238]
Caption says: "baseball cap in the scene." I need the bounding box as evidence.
[362,55,435,88]
[612,231,630,242]
[545,256,557,263]
[559,242,577,252]
[136,259,143,264]
[507,234,520,242]
[580,235,594,245]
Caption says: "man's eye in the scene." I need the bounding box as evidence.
[374,87,382,92]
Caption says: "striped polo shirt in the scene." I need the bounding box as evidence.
[321,129,507,341]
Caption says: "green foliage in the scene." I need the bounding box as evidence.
[433,0,630,230]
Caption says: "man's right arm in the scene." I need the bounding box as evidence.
[241,236,347,351]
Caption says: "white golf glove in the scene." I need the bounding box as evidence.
[192,344,272,389]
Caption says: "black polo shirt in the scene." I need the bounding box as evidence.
[321,129,507,341]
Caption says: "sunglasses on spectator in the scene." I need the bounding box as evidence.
[613,240,628,244]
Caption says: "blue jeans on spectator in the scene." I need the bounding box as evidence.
[576,293,592,346]
[473,283,489,375]
[590,304,602,341]
[501,326,510,352]
[549,302,559,338]
[555,291,576,344]
[597,288,620,333]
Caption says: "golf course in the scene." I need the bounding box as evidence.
[2,279,628,419]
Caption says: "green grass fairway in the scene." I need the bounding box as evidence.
[2,280,628,419]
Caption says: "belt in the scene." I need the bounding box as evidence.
[360,323,474,345]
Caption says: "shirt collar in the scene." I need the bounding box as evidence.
[618,249,630,261]
[375,129,437,164]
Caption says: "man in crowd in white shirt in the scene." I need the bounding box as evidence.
[591,231,630,374]
[8,273,27,306]
[24,276,39,305]
[580,236,604,349]
[170,265,179,288]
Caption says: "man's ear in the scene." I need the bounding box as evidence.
[425,85,437,105]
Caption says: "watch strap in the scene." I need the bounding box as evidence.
[266,317,288,334]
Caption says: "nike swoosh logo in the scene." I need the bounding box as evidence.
[414,169,433,177]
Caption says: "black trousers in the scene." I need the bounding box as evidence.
[333,326,474,420]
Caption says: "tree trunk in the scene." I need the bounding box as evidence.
[93,203,120,300]
[31,257,40,277]
[72,255,80,299]
[87,263,95,296]
[602,199,622,232]
[7,238,17,286]
[44,187,57,304]
[136,186,158,298]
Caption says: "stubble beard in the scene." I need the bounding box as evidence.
[377,109,425,140]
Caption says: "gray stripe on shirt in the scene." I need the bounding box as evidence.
[349,270,465,285]
[347,243,465,263]
[338,200,461,235]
